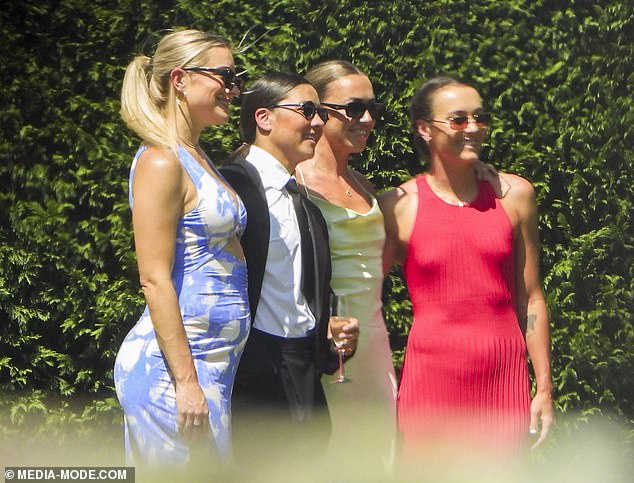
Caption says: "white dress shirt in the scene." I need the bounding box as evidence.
[244,145,316,338]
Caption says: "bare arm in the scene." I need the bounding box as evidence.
[379,189,402,276]
[379,180,418,276]
[132,147,208,435]
[509,176,554,449]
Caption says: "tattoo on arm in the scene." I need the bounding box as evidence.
[526,314,537,331]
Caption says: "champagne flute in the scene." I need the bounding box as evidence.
[330,294,351,384]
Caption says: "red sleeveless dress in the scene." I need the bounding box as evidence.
[397,175,531,453]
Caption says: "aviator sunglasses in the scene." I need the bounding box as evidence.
[321,100,386,120]
[268,101,330,123]
[426,112,492,131]
[183,67,245,92]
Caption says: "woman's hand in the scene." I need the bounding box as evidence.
[176,380,209,437]
[327,316,360,355]
[529,390,555,450]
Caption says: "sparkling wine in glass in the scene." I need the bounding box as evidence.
[330,294,351,384]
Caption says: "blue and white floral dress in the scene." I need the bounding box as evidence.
[114,146,250,467]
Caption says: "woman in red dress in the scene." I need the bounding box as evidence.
[380,76,554,456]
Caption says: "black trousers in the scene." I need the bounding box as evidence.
[232,328,331,461]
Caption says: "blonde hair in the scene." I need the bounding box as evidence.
[304,60,365,100]
[120,29,230,153]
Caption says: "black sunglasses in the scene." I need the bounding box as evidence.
[268,101,329,123]
[427,112,492,131]
[321,100,386,119]
[183,67,245,92]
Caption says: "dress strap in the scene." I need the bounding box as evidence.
[177,146,206,190]
[295,165,311,198]
[347,166,374,204]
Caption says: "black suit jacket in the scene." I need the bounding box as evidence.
[220,158,336,375]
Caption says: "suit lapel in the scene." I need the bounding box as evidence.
[222,157,336,374]
[219,160,269,319]
[302,196,334,369]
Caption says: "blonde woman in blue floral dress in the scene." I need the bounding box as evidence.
[114,30,249,468]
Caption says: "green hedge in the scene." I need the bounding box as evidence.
[1,0,632,445]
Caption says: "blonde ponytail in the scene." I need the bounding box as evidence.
[120,54,177,153]
[119,30,230,154]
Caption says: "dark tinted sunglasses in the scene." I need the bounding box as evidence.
[268,101,329,123]
[321,100,386,119]
[183,67,245,92]
[428,112,492,131]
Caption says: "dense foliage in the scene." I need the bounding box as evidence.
[1,0,632,449]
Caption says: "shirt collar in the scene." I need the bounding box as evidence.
[245,145,294,191]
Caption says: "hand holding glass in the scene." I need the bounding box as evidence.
[329,316,351,383]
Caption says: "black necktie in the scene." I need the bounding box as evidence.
[285,178,316,308]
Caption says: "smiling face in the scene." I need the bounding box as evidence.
[257,83,324,171]
[320,74,376,158]
[419,84,487,166]
[183,46,238,128]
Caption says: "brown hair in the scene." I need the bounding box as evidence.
[409,76,465,157]
[304,60,366,100]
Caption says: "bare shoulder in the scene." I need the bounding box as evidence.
[498,172,536,201]
[399,177,419,194]
[379,177,419,215]
[380,177,420,263]
[133,147,185,201]
[496,172,539,225]
[380,177,418,199]
[136,146,181,175]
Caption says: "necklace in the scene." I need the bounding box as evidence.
[341,172,356,197]
[426,176,474,207]
[439,193,470,207]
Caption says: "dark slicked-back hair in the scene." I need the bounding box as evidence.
[239,71,311,143]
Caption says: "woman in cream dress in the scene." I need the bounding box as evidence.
[297,60,397,468]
